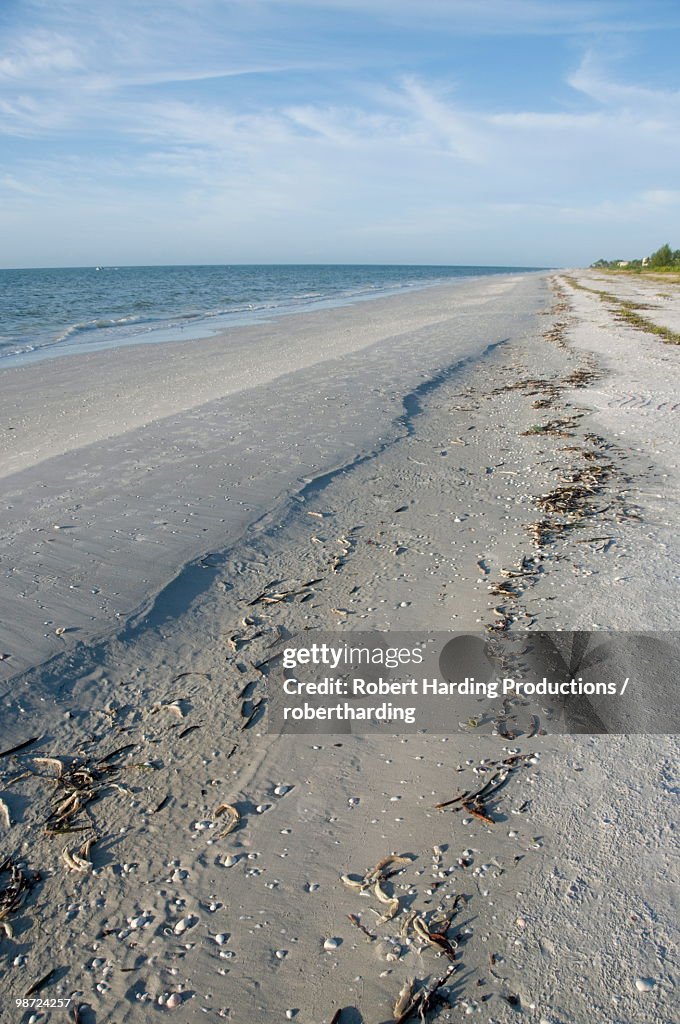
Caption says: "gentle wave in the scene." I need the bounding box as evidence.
[0,264,543,366]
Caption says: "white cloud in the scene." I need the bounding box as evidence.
[0,30,81,79]
[1,2,679,265]
[568,51,680,110]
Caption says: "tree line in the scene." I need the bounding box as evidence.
[591,243,680,271]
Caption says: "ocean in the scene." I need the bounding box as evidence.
[0,263,541,367]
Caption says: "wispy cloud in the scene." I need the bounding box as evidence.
[568,51,680,110]
[1,1,679,265]
[0,29,81,79]
[251,0,680,34]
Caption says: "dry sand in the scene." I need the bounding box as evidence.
[0,271,677,1024]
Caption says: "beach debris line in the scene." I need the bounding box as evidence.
[434,753,534,825]
[61,837,96,873]
[0,857,40,939]
[29,744,141,835]
[392,965,458,1024]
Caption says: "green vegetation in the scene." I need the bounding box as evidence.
[591,243,680,273]
[563,275,680,346]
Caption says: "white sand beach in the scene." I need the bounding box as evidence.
[1,272,678,1024]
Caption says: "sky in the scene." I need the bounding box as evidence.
[1,0,680,268]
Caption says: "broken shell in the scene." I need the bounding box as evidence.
[213,802,240,835]
[194,820,214,831]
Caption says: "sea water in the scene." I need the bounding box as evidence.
[0,263,541,367]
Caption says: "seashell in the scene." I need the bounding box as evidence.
[275,949,288,959]
[256,804,271,814]
[215,934,228,945]
[274,785,293,796]
[174,916,196,935]
[634,977,655,992]
[285,1012,297,1020]
[223,855,237,868]
[166,993,182,1008]
[213,802,240,836]
[323,937,340,950]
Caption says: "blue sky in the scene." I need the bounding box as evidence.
[1,0,679,267]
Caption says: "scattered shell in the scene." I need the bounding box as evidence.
[0,798,12,828]
[275,949,288,959]
[223,855,237,868]
[635,977,655,993]
[215,934,228,946]
[166,993,182,1009]
[173,916,196,935]
[323,937,340,950]
[274,785,293,797]
[213,803,240,836]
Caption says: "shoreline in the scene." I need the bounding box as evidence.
[0,271,677,1022]
[0,267,546,372]
[0,272,546,681]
